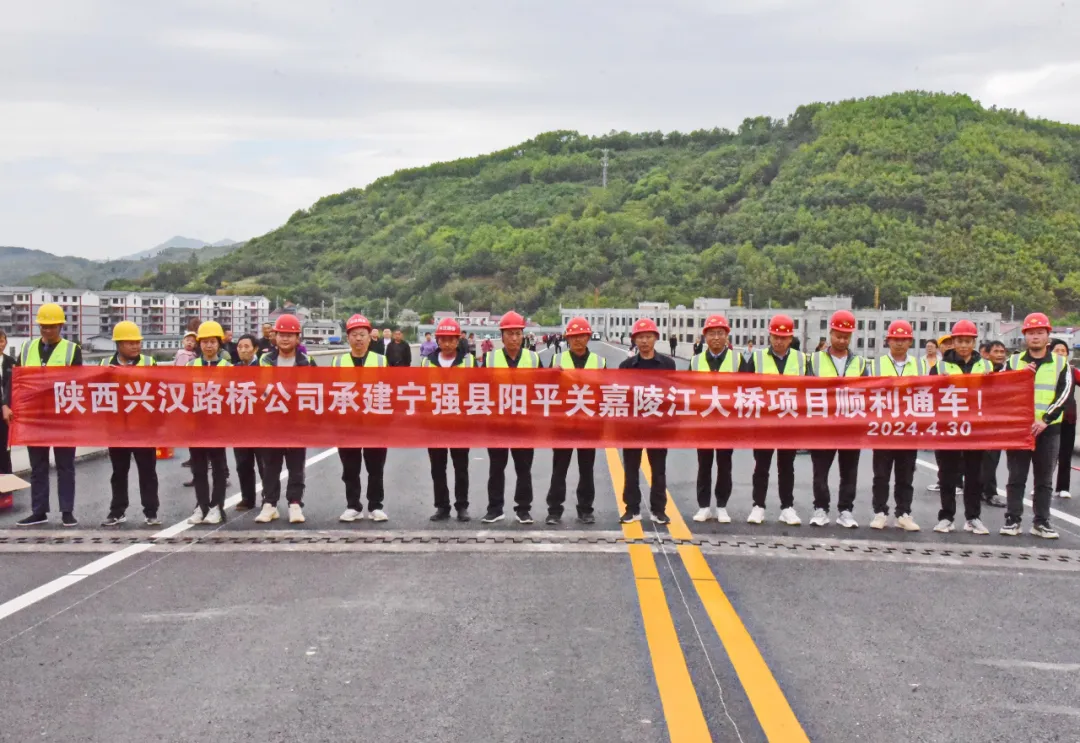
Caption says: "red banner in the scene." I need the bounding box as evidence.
[10,366,1034,450]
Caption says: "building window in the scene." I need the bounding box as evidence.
[858,320,865,330]
[868,337,876,348]
[869,320,876,330]
[857,338,864,349]
[820,319,827,330]
[920,321,927,331]
[794,319,800,329]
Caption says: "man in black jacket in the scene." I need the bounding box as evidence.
[422,318,474,521]
[386,329,412,367]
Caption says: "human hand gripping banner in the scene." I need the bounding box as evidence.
[10,367,1035,450]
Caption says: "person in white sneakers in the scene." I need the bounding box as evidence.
[868,321,925,531]
[690,315,738,524]
[186,321,232,526]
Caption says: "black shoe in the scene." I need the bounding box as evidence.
[620,510,641,524]
[181,460,192,468]
[480,511,504,524]
[183,480,194,487]
[430,508,452,522]
[61,512,78,527]
[516,511,534,525]
[545,513,561,525]
[235,502,256,512]
[16,513,48,526]
[577,513,596,525]
[101,514,126,527]
[456,508,471,522]
[650,511,671,525]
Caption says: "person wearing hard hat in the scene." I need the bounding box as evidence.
[481,311,541,524]
[690,315,738,523]
[739,314,809,526]
[100,322,160,527]
[422,317,474,521]
[928,319,992,535]
[618,318,677,524]
[808,310,868,528]
[868,320,926,531]
[16,303,83,527]
[1001,313,1073,539]
[253,314,315,525]
[333,314,390,523]
[545,317,607,525]
[185,321,232,526]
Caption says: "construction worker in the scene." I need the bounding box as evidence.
[186,321,232,526]
[333,314,389,522]
[980,340,1009,509]
[869,320,925,531]
[619,318,676,524]
[482,311,541,524]
[1001,313,1073,539]
[254,314,314,525]
[16,303,83,527]
[100,322,160,527]
[422,317,474,522]
[808,310,868,528]
[926,334,955,494]
[739,314,809,526]
[690,315,738,523]
[929,320,991,534]
[232,334,263,511]
[545,317,606,525]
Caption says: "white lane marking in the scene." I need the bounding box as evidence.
[0,447,339,624]
[916,457,1080,529]
[976,659,1080,672]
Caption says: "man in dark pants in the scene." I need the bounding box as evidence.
[980,341,1009,508]
[422,317,473,522]
[1050,338,1076,500]
[619,319,677,525]
[100,322,160,527]
[232,334,263,510]
[546,317,606,525]
[386,329,412,367]
[17,303,83,527]
[689,315,737,523]
[1001,314,1073,539]
[186,321,232,525]
[0,330,15,505]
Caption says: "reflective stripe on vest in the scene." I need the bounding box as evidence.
[190,357,232,367]
[873,355,927,377]
[553,350,605,369]
[485,349,539,368]
[690,351,737,373]
[21,338,75,367]
[753,348,805,376]
[936,359,990,376]
[421,354,475,368]
[811,351,865,377]
[101,354,154,367]
[333,352,386,368]
[1008,353,1066,424]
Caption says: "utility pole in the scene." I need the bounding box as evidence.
[601,149,609,188]
[749,293,754,310]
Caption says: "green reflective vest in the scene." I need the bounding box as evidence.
[752,349,806,376]
[811,351,866,377]
[1008,353,1067,425]
[873,355,927,377]
[485,349,540,368]
[421,354,475,368]
[552,350,605,369]
[21,338,76,367]
[101,354,155,367]
[936,358,991,376]
[189,357,232,367]
[690,351,737,373]
[332,352,387,368]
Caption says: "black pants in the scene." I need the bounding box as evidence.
[261,448,306,506]
[752,449,795,509]
[1056,420,1075,493]
[339,448,386,511]
[429,448,469,510]
[28,446,76,515]
[0,417,11,490]
[938,450,983,522]
[487,448,534,515]
[871,450,916,516]
[1007,427,1060,526]
[696,449,733,508]
[108,447,159,517]
[982,450,1002,498]
[622,448,667,515]
[546,448,597,517]
[190,447,228,515]
[811,449,860,512]
[234,448,262,505]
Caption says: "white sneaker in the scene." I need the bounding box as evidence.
[187,508,205,525]
[254,503,279,523]
[747,506,765,524]
[339,508,362,522]
[779,507,802,526]
[926,483,940,492]
[809,508,829,527]
[869,513,888,530]
[369,509,388,522]
[288,503,305,524]
[203,507,223,526]
[836,511,858,528]
[692,507,714,522]
[1060,490,1072,499]
[964,518,989,535]
[933,519,954,533]
[896,514,920,532]
[716,507,731,524]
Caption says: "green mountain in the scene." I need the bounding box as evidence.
[173,91,1080,319]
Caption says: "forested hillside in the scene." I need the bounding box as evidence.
[160,92,1080,320]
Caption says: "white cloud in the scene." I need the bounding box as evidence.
[159,28,300,54]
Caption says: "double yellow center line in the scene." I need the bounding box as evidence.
[606,448,810,743]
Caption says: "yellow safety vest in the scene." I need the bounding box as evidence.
[421,354,476,368]
[811,351,866,377]
[485,349,540,368]
[873,355,927,377]
[936,358,991,376]
[1007,353,1067,425]
[752,349,806,376]
[21,338,76,367]
[101,355,155,367]
[189,357,232,367]
[332,352,387,368]
[552,350,605,369]
[690,351,738,373]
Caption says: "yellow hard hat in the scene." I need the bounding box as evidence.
[937,334,952,345]
[112,321,143,342]
[36,303,66,325]
[196,321,225,340]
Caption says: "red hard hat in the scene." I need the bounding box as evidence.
[346,314,372,332]
[1023,312,1051,333]
[564,317,592,337]
[885,320,914,340]
[630,318,659,337]
[769,314,795,337]
[435,318,461,337]
[829,310,856,333]
[950,319,978,338]
[273,314,302,334]
[703,315,730,332]
[499,311,526,330]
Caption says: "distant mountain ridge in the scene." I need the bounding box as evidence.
[120,236,238,261]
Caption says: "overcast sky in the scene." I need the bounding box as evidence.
[2,0,1078,260]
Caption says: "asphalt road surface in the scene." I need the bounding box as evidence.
[2,341,1079,742]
